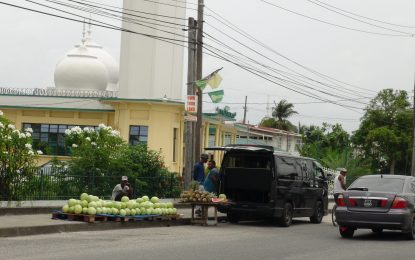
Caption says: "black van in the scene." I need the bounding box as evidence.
[211,145,328,227]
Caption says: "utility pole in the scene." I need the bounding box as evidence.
[243,96,247,124]
[411,77,415,176]
[184,17,197,189]
[195,0,204,161]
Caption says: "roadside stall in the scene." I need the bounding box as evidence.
[52,193,182,223]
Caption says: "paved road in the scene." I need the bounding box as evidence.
[1,216,414,260]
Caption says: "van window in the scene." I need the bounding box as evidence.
[225,153,272,169]
[302,159,314,181]
[276,156,300,179]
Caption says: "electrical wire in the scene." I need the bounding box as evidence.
[203,30,372,102]
[2,1,367,113]
[304,0,414,35]
[259,0,413,37]
[203,5,377,95]
[312,0,415,29]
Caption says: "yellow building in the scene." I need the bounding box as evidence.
[0,93,185,172]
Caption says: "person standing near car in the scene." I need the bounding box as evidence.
[204,160,220,194]
[193,153,209,187]
[333,168,347,200]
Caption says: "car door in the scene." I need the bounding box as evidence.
[299,159,316,216]
[275,156,303,216]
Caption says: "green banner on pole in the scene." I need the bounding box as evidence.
[208,90,224,103]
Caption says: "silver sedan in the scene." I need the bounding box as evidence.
[335,174,415,240]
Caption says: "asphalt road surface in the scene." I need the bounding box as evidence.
[1,217,414,260]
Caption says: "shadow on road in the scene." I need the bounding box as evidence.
[340,230,413,242]
[226,218,314,228]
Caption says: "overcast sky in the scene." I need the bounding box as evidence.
[1,0,415,133]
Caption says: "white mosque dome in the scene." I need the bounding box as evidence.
[54,25,119,91]
[76,31,119,91]
[54,45,109,91]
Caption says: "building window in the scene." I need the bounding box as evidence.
[23,123,98,156]
[129,125,148,145]
[223,133,232,146]
[173,128,178,162]
[208,126,216,147]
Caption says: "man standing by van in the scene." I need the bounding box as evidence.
[193,153,209,186]
[333,168,347,200]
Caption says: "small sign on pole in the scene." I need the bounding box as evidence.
[184,114,198,122]
[185,95,198,113]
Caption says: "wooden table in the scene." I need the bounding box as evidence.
[189,202,219,226]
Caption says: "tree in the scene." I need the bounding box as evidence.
[259,99,298,132]
[0,110,41,201]
[272,99,298,121]
[352,89,412,175]
[63,124,130,195]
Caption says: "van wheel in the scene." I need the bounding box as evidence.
[339,226,354,238]
[227,213,239,224]
[310,201,324,224]
[279,203,293,227]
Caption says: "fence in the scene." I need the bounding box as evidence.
[0,168,183,201]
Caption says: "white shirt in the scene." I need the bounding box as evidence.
[333,174,346,194]
[111,184,129,200]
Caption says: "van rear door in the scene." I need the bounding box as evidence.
[221,149,274,203]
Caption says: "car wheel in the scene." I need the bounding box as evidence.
[310,201,324,224]
[403,216,415,240]
[279,202,293,227]
[227,213,239,224]
[339,226,355,238]
[371,228,383,233]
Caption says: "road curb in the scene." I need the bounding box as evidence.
[0,218,192,237]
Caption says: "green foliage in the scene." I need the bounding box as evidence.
[53,124,182,198]
[298,122,371,179]
[259,99,298,132]
[0,111,40,200]
[352,89,412,175]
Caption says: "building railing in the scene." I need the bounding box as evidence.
[0,87,118,98]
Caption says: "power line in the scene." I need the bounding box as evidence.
[312,0,415,29]
[202,38,371,106]
[74,0,188,21]
[2,0,367,113]
[203,5,377,95]
[203,29,372,101]
[304,0,414,35]
[38,0,187,39]
[202,44,364,112]
[65,0,187,28]
[1,1,189,45]
[259,0,413,37]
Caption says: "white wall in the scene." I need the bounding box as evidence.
[119,0,186,100]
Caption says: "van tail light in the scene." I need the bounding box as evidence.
[336,194,346,207]
[391,197,408,209]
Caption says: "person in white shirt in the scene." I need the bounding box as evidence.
[333,168,347,200]
[111,176,133,201]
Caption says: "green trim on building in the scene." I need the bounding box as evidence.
[0,105,114,112]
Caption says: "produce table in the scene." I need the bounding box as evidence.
[189,202,219,226]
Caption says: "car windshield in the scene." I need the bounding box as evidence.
[348,177,405,193]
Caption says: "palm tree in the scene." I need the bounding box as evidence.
[271,100,298,131]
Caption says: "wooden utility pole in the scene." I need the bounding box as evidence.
[184,17,197,189]
[411,78,415,176]
[195,0,204,161]
[243,96,247,124]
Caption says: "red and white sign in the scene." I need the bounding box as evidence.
[185,95,198,113]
